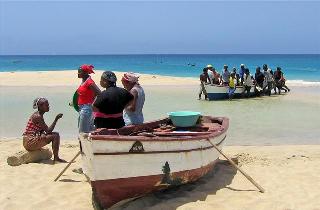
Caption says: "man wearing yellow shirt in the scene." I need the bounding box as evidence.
[228,73,237,100]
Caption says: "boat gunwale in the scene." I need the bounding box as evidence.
[88,116,229,142]
[93,135,226,155]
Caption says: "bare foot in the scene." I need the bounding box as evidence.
[54,158,68,163]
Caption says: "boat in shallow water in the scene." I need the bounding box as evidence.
[79,116,229,209]
[205,84,256,100]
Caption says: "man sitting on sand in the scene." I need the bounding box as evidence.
[22,98,66,163]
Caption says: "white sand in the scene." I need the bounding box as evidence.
[0,70,198,86]
[1,139,319,210]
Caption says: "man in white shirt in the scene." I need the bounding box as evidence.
[242,68,253,98]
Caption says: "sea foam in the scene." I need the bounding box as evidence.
[286,80,320,87]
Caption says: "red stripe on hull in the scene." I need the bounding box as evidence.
[91,160,218,209]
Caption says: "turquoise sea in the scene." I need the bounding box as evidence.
[1,54,320,145]
[1,54,320,82]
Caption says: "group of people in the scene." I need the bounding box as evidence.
[22,64,145,162]
[199,63,290,100]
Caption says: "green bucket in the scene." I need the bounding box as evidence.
[168,111,201,127]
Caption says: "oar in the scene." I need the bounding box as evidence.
[54,151,81,182]
[207,139,265,193]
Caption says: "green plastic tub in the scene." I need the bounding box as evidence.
[168,111,201,127]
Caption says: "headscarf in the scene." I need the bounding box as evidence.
[79,64,94,74]
[122,72,140,84]
[33,97,47,109]
[102,71,117,83]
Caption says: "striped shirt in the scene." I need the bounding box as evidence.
[23,117,42,135]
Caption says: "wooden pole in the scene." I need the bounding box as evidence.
[207,139,265,193]
[54,151,81,182]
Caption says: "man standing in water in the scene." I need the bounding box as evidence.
[199,68,209,100]
[122,72,145,126]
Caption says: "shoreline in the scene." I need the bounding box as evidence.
[0,70,198,86]
[1,70,320,87]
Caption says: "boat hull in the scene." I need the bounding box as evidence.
[205,84,256,100]
[79,117,229,209]
[91,160,217,209]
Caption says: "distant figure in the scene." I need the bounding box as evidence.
[228,73,237,100]
[77,64,101,133]
[93,71,133,129]
[242,68,253,98]
[122,72,145,126]
[232,67,240,86]
[221,64,230,85]
[254,66,265,95]
[199,68,209,100]
[263,65,273,96]
[274,67,290,94]
[23,98,66,163]
[239,64,246,85]
[206,64,214,85]
[212,67,221,84]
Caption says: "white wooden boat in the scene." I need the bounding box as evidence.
[204,84,256,100]
[79,116,229,209]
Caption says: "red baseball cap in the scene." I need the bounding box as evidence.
[79,64,95,74]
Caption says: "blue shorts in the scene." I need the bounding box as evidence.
[78,104,94,133]
[228,87,236,96]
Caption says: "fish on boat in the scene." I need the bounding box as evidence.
[204,84,257,100]
[79,116,229,209]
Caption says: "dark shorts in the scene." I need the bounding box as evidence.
[94,117,125,129]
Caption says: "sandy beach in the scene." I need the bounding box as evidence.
[1,70,320,210]
[1,139,319,210]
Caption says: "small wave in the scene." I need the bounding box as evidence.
[286,80,320,87]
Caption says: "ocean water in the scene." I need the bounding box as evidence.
[1,54,320,82]
[1,86,319,145]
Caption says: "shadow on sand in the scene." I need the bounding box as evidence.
[115,159,246,210]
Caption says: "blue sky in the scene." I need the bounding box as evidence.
[0,1,319,54]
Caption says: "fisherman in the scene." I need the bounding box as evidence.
[221,64,230,85]
[239,64,246,85]
[263,65,273,96]
[212,67,221,84]
[242,68,253,98]
[122,72,145,126]
[228,72,237,100]
[206,64,214,85]
[93,71,133,129]
[199,68,209,100]
[274,67,290,94]
[232,67,240,86]
[254,66,265,95]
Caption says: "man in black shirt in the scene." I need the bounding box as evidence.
[93,71,133,129]
[254,66,265,96]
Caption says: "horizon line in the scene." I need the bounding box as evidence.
[1,53,319,56]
